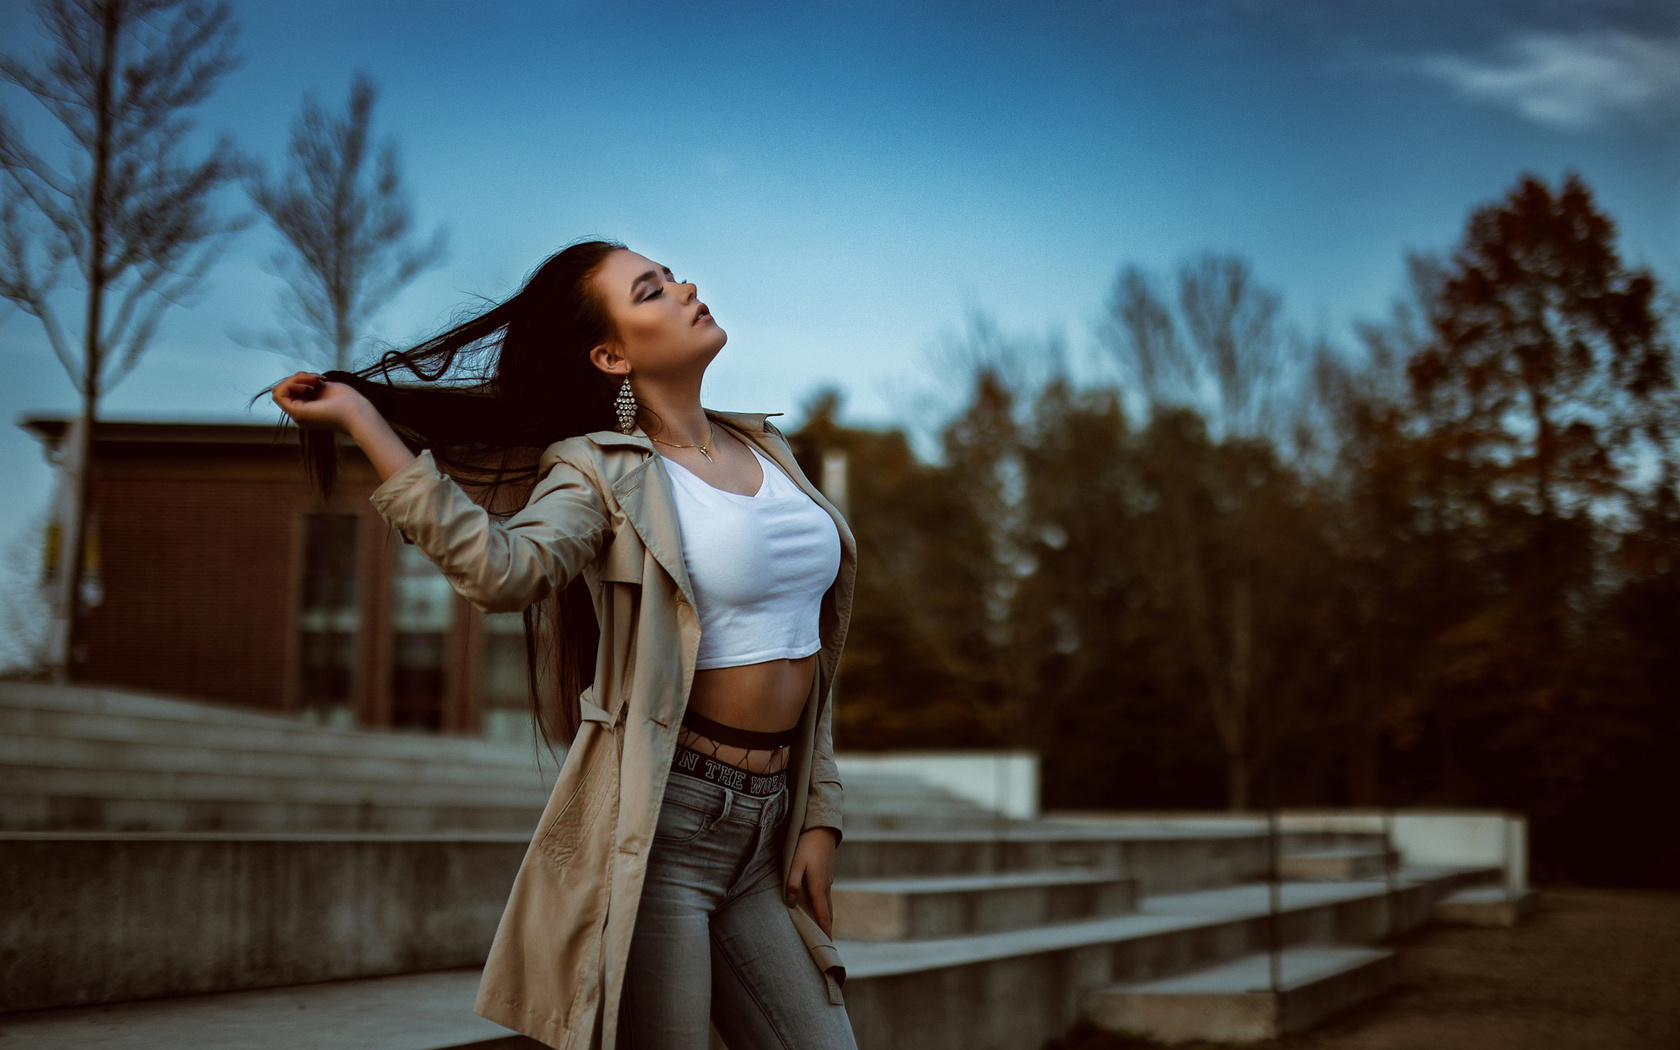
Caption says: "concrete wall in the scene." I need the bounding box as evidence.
[1389,814,1527,891]
[1280,810,1528,891]
[836,752,1039,819]
[0,832,526,1013]
[1045,809,1528,892]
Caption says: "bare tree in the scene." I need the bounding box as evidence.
[0,0,243,681]
[1100,253,1307,809]
[1102,253,1298,443]
[246,73,446,371]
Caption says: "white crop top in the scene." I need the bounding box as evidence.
[659,445,842,670]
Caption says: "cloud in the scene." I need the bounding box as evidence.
[1417,30,1680,128]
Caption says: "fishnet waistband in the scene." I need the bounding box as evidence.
[677,708,799,775]
[669,742,788,797]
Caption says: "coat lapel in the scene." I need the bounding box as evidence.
[587,430,697,609]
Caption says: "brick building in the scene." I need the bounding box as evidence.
[22,418,537,741]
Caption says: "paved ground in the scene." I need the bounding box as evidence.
[1044,887,1680,1050]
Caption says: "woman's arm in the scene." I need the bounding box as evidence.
[272,372,611,612]
[370,446,610,613]
[348,402,423,482]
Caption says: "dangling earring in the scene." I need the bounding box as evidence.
[615,376,638,434]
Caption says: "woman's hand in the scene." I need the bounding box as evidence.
[271,371,371,434]
[271,371,416,482]
[785,826,839,937]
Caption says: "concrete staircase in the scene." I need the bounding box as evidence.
[832,825,1491,1048]
[0,681,559,833]
[0,683,1522,1049]
[0,682,998,835]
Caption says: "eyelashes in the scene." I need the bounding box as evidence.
[640,277,688,304]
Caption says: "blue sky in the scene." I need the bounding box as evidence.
[0,0,1676,659]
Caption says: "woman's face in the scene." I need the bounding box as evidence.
[589,249,726,381]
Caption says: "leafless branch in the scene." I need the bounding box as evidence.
[1100,252,1304,447]
[246,72,446,371]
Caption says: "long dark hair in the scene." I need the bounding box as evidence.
[286,238,626,752]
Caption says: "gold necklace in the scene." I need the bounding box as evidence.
[650,424,717,462]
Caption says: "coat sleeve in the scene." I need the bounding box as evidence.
[801,688,844,844]
[368,447,610,614]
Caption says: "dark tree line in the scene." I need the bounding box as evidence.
[793,174,1679,887]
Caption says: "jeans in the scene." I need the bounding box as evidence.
[620,768,859,1050]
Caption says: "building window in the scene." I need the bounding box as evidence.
[481,610,532,743]
[391,540,453,731]
[298,514,358,726]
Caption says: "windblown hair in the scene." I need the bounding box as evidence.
[285,238,627,752]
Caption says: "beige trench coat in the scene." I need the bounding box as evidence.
[367,410,856,1050]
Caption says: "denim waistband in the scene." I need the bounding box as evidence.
[670,742,788,798]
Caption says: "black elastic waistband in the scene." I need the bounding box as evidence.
[681,707,801,750]
[670,743,787,797]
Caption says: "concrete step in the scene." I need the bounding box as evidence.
[1082,946,1398,1043]
[1431,885,1538,927]
[0,685,563,770]
[0,765,553,819]
[836,865,1495,1050]
[0,732,557,793]
[0,790,545,834]
[0,968,535,1050]
[0,682,565,836]
[831,868,1138,940]
[1,685,999,814]
[836,823,1384,895]
[0,769,999,837]
[2,683,1005,835]
[1279,847,1397,881]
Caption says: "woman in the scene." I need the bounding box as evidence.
[271,240,858,1050]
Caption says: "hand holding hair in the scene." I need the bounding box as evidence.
[271,371,369,433]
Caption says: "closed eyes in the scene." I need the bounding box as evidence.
[639,274,687,304]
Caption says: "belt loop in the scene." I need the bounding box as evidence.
[705,788,734,835]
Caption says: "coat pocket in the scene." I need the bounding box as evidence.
[535,717,621,872]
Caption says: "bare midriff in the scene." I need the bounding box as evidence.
[679,653,817,774]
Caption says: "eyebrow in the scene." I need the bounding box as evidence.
[630,266,675,299]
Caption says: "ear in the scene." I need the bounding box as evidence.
[589,342,630,378]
